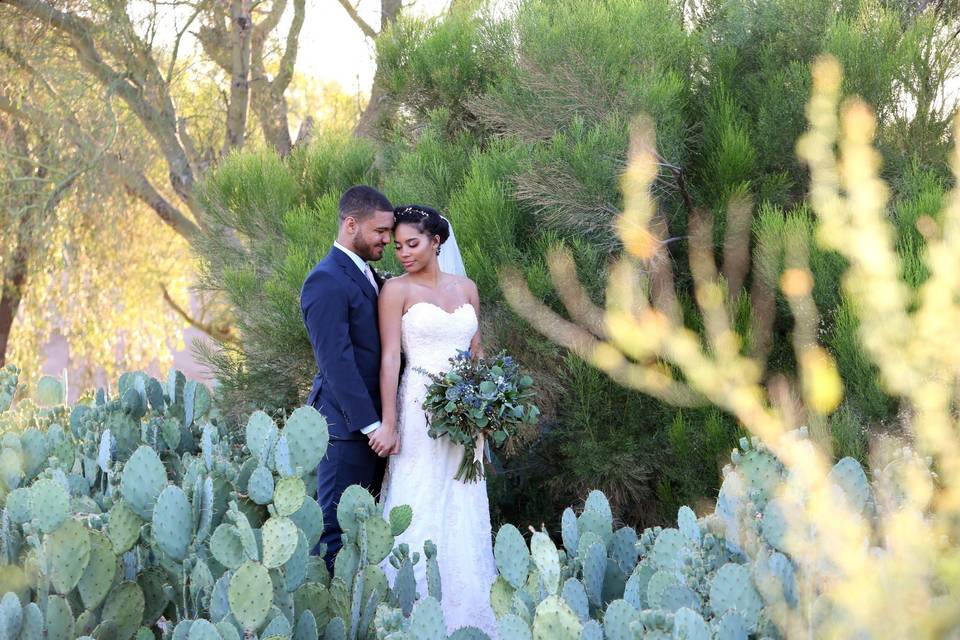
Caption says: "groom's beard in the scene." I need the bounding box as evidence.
[353,233,386,261]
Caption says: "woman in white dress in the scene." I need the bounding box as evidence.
[372,204,498,636]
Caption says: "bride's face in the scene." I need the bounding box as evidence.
[394,223,440,274]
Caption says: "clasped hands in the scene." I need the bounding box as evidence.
[368,423,400,457]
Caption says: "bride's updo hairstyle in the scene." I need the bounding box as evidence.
[393,205,450,248]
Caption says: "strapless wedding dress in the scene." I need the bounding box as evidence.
[380,302,498,636]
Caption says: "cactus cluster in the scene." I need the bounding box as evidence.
[479,432,918,640]
[0,368,930,640]
[0,368,455,640]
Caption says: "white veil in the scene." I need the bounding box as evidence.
[438,215,467,276]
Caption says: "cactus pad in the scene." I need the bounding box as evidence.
[561,578,589,621]
[494,524,530,589]
[120,446,167,519]
[281,406,328,475]
[389,504,413,537]
[532,595,582,640]
[47,518,91,593]
[228,561,273,630]
[560,507,579,556]
[576,508,613,546]
[78,531,118,609]
[289,497,324,549]
[100,581,145,640]
[273,476,305,517]
[108,500,143,554]
[30,478,70,533]
[531,531,560,595]
[677,506,700,545]
[245,411,278,463]
[498,614,532,640]
[581,542,606,608]
[5,487,31,524]
[209,524,244,570]
[262,516,299,568]
[828,457,870,513]
[709,563,762,632]
[36,375,64,406]
[336,485,375,537]
[602,599,638,640]
[185,619,221,640]
[673,607,710,640]
[45,595,75,640]
[410,596,446,640]
[152,485,193,562]
[247,466,275,506]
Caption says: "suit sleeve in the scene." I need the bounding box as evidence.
[301,272,380,432]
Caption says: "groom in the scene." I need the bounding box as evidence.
[300,185,399,570]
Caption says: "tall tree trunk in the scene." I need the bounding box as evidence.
[0,224,30,367]
[225,0,253,153]
[337,0,402,138]
[354,67,394,138]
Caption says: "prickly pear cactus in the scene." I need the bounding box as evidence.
[479,433,897,640]
[0,367,427,640]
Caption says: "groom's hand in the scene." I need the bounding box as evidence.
[368,426,398,457]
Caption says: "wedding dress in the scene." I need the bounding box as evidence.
[380,301,499,636]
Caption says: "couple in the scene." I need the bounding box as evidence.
[299,185,498,635]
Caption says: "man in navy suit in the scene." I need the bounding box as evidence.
[300,185,399,570]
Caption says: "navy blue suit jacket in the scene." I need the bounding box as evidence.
[300,247,382,441]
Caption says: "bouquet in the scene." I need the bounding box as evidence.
[419,350,540,482]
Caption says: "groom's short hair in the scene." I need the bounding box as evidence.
[339,185,393,222]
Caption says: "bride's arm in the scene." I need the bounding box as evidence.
[467,279,485,360]
[377,280,404,453]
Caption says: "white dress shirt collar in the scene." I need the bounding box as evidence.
[333,241,369,274]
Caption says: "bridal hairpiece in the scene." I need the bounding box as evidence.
[398,206,430,218]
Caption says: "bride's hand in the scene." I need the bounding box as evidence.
[381,421,401,456]
[369,423,398,457]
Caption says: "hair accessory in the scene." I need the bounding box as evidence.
[398,206,429,218]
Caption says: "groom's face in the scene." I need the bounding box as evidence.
[351,209,395,261]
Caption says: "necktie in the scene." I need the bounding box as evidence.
[364,263,379,294]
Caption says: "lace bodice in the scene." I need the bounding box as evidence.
[400,302,478,375]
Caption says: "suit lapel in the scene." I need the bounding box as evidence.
[330,247,378,301]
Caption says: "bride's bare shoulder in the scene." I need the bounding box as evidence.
[443,273,476,290]
[446,273,479,301]
[382,273,411,292]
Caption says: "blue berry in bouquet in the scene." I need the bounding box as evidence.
[418,350,540,482]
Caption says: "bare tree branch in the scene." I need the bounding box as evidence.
[334,0,378,39]
[160,283,237,343]
[273,0,305,96]
[3,0,200,215]
[165,3,203,86]
[0,57,199,245]
[106,157,203,243]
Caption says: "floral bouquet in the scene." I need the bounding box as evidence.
[419,350,540,482]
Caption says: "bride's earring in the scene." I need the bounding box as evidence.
[435,246,441,256]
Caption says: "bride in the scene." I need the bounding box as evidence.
[372,204,498,636]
